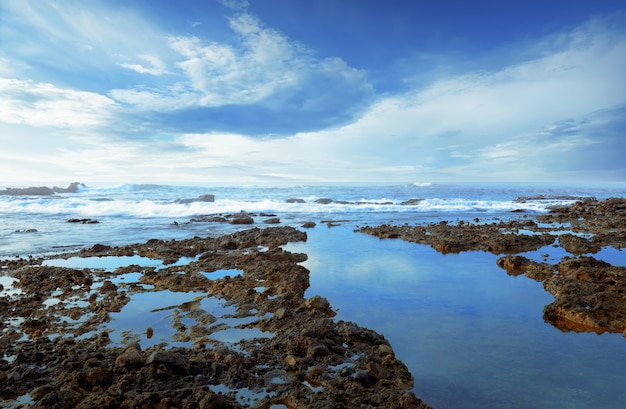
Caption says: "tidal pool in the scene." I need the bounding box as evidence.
[43,254,198,270]
[286,225,626,409]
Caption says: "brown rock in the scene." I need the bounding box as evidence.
[146,351,189,369]
[115,345,145,369]
[230,215,254,224]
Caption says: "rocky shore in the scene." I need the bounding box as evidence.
[357,197,626,336]
[0,227,430,408]
[3,197,625,408]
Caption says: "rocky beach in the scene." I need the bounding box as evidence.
[1,194,625,408]
[1,225,430,408]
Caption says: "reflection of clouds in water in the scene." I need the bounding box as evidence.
[298,225,626,409]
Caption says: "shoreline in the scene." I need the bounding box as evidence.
[1,227,430,408]
[1,196,625,407]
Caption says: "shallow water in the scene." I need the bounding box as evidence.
[286,225,626,409]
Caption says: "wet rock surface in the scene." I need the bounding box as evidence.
[0,227,430,408]
[358,198,626,336]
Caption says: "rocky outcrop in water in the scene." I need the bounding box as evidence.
[174,194,215,204]
[0,182,85,196]
[359,198,626,337]
[358,219,556,255]
[0,227,430,408]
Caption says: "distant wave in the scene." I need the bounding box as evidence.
[409,182,433,187]
[0,195,572,218]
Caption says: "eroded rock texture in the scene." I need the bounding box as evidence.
[0,227,430,408]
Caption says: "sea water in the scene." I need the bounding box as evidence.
[2,181,625,257]
[286,226,626,409]
[2,181,626,408]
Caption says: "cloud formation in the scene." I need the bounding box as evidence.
[0,1,624,184]
[0,78,116,128]
[109,11,374,134]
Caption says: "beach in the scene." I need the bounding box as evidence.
[2,183,626,408]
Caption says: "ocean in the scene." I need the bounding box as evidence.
[2,181,625,257]
[2,181,626,408]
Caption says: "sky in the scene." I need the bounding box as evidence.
[1,0,625,186]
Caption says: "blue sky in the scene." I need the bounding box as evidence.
[1,0,625,185]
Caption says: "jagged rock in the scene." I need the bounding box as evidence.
[400,198,423,205]
[230,215,254,224]
[175,194,215,204]
[146,351,188,368]
[559,233,601,255]
[1,226,431,409]
[67,218,99,224]
[1,182,84,196]
[115,345,145,368]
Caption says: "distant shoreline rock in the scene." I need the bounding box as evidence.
[174,194,215,204]
[0,182,85,196]
[513,194,595,203]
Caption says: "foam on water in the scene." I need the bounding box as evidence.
[2,182,624,257]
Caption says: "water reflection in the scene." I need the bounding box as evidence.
[286,225,626,409]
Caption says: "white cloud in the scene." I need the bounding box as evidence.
[0,58,14,76]
[120,54,168,75]
[165,14,306,106]
[2,0,173,74]
[108,84,198,110]
[113,12,370,112]
[0,4,623,184]
[217,0,250,11]
[0,78,117,128]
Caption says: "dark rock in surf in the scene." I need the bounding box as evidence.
[67,218,99,224]
[400,198,423,205]
[175,194,215,204]
[230,215,254,224]
[0,182,84,196]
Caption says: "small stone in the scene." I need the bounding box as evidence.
[275,307,287,319]
[115,346,145,368]
[307,343,331,357]
[305,295,330,311]
[378,344,394,357]
[230,215,254,224]
[354,370,377,387]
[307,365,325,378]
[85,367,113,386]
[285,355,297,367]
[366,362,387,379]
[146,351,188,368]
